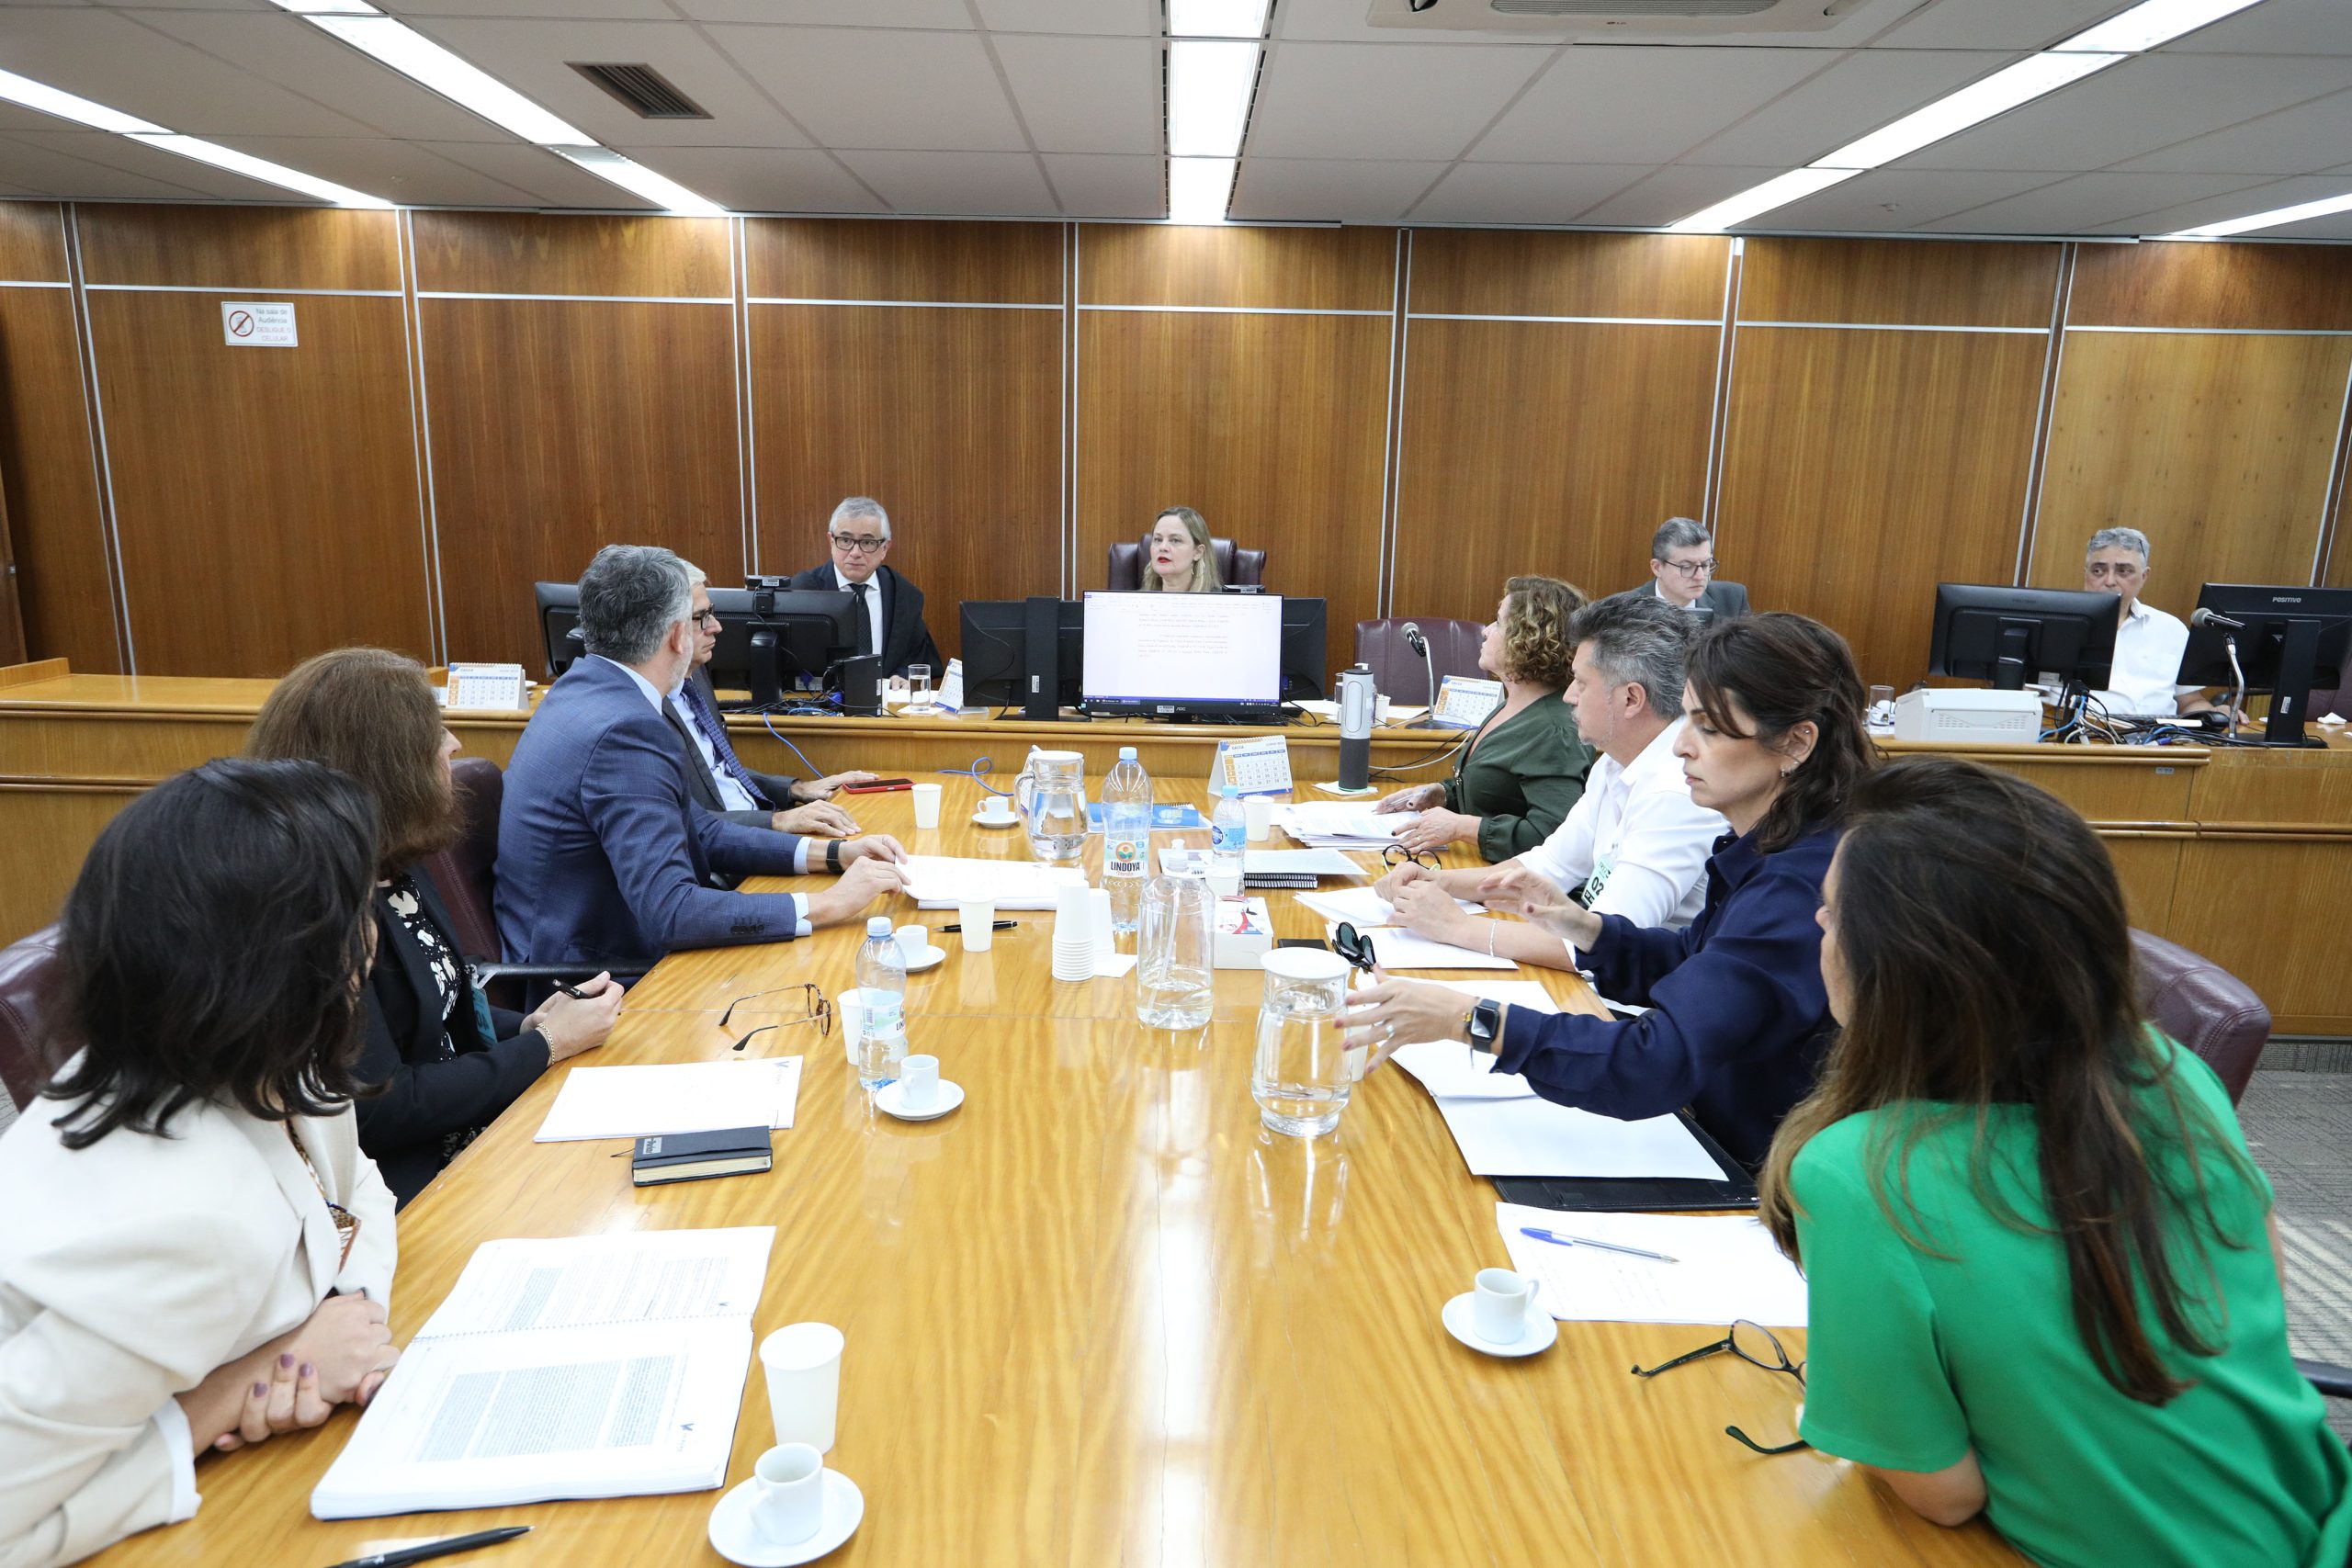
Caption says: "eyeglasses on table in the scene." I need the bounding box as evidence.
[718,982,833,1054]
[1630,1319,1810,1456]
[1382,843,1442,872]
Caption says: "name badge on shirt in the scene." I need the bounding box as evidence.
[1582,857,1614,908]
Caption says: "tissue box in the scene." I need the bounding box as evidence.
[1214,896,1274,969]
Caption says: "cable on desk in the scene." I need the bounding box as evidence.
[1370,732,1470,777]
[939,757,1013,797]
[758,709,838,780]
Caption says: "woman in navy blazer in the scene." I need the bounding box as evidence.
[1344,614,1878,1169]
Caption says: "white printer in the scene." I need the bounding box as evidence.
[1892,687,2041,745]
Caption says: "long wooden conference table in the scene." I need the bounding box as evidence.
[87,780,2018,1568]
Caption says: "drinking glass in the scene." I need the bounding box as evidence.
[1250,947,1356,1136]
[1136,874,1214,1030]
[907,663,933,712]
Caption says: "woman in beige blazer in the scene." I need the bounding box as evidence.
[0,760,401,1568]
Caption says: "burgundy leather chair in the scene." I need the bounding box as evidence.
[1105,537,1267,592]
[1354,617,1486,705]
[2130,930,2267,1104]
[0,925,64,1112]
[417,756,600,1008]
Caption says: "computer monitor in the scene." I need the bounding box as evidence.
[1081,591,1284,719]
[2177,582,2352,748]
[1928,583,2119,692]
[959,598,1085,718]
[530,581,855,709]
[1279,596,1329,702]
[535,582,585,680]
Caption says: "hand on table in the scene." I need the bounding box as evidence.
[1373,861,1430,903]
[774,800,858,838]
[842,834,907,866]
[1389,877,1477,945]
[1392,807,1476,855]
[793,772,876,801]
[1374,784,1442,815]
[522,972,624,1064]
[1339,970,1471,1075]
[809,852,909,925]
[1476,863,1599,950]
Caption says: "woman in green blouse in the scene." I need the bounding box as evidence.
[1761,757,2351,1568]
[1374,575,1595,862]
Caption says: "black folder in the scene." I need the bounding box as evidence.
[1489,1110,1758,1213]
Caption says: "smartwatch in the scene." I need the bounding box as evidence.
[1466,997,1503,1056]
[825,839,843,873]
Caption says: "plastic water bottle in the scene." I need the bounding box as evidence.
[853,916,907,1090]
[1101,745,1153,935]
[1211,783,1247,886]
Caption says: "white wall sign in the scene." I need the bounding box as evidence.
[221,300,298,347]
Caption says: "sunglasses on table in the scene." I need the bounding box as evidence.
[1331,921,1377,976]
[718,982,833,1054]
[1383,843,1442,872]
[1630,1319,1810,1456]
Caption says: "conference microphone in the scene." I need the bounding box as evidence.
[1401,621,1438,727]
[2190,607,2245,631]
[1337,664,1376,792]
[1402,621,1428,658]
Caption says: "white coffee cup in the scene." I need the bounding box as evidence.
[957,898,995,952]
[1088,887,1114,950]
[1376,694,1392,724]
[895,923,930,962]
[978,794,1015,823]
[1205,867,1242,899]
[910,781,943,829]
[760,1322,844,1452]
[1244,796,1274,842]
[1472,1267,1541,1344]
[749,1442,826,1546]
[900,1053,939,1110]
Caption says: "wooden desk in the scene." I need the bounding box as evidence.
[88,783,2014,1568]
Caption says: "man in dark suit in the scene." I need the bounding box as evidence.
[1617,516,1751,620]
[496,545,908,980]
[787,496,944,679]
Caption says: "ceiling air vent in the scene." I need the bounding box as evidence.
[567,63,711,120]
[1369,0,1925,34]
[1490,0,1778,11]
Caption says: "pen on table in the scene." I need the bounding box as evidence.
[323,1525,530,1568]
[942,920,1017,932]
[1519,1226,1678,1264]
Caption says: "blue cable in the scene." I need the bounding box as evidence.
[757,710,833,779]
[939,757,1013,797]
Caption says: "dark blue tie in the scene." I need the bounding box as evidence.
[680,678,772,808]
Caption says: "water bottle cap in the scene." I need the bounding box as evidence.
[1119,746,1137,761]
[1221,784,1238,797]
[866,916,893,937]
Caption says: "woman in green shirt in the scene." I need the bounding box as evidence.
[1374,574,1596,862]
[1760,757,2351,1568]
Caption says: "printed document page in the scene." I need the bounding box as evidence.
[533,1059,801,1142]
[1430,1096,1723,1179]
[1495,1202,1807,1326]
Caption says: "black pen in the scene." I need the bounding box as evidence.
[324,1526,530,1568]
[942,919,1017,932]
[554,984,591,999]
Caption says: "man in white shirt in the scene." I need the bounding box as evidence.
[1374,594,1726,968]
[2080,526,2211,717]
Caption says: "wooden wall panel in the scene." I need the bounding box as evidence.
[1738,238,2060,329]
[2030,330,2352,616]
[411,211,730,299]
[1077,311,1390,682]
[85,289,430,677]
[424,299,742,671]
[1391,321,1717,624]
[2069,241,2352,333]
[746,219,1061,304]
[75,204,401,291]
[0,285,115,671]
[1080,225,1394,312]
[1716,326,2048,689]
[749,303,1061,660]
[2167,833,2352,1031]
[0,201,67,280]
[1406,231,1727,321]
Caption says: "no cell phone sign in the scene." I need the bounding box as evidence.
[221,300,298,347]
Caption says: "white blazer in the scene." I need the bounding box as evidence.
[0,1080,397,1568]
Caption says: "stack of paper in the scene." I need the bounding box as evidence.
[1159,846,1368,879]
[1495,1202,1807,1325]
[1385,979,1560,1098]
[534,1059,802,1142]
[1275,802,1411,848]
[1298,884,1481,929]
[903,854,1089,909]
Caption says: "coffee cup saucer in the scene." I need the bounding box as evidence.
[707,1467,864,1566]
[972,808,1018,829]
[898,944,947,973]
[1441,1292,1556,1359]
[875,1078,964,1122]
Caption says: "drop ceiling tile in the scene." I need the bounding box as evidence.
[420,138,652,206]
[0,137,214,201]
[1680,50,2025,167]
[835,148,1054,215]
[196,133,544,205]
[993,33,1159,154]
[1470,47,1827,165]
[380,0,674,17]
[1905,53,2352,172]
[0,7,383,136]
[1228,155,1441,222]
[1571,164,1772,227]
[2115,89,2352,175]
[1762,167,2064,231]
[674,0,970,26]
[1042,152,1162,217]
[1247,42,1550,162]
[1406,160,1652,225]
[709,27,1028,152]
[1279,0,1575,45]
[0,105,77,134]
[2164,0,2352,56]
[607,144,883,213]
[1921,170,2273,233]
[131,10,512,141]
[409,18,813,148]
[92,0,275,10]
[978,0,1153,34]
[1871,0,2121,51]
[1,128,310,200]
[2107,173,2352,235]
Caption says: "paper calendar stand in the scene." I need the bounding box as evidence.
[1210,737,1294,798]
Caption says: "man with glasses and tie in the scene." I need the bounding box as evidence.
[1618,516,1750,621]
[785,496,944,679]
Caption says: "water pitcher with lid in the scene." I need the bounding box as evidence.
[1013,748,1088,863]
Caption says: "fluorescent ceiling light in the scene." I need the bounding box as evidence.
[1812,51,2122,171]
[1666,166,1861,232]
[0,66,165,135]
[1169,39,1258,159]
[272,0,379,12]
[2053,0,2267,52]
[1169,156,1236,225]
[304,13,593,146]
[129,133,390,207]
[2170,188,2352,238]
[1169,0,1272,37]
[549,146,725,216]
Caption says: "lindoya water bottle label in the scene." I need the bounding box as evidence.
[1211,821,1245,854]
[869,996,903,1035]
[1107,832,1146,875]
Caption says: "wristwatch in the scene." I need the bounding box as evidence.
[825,839,843,873]
[1465,997,1503,1057]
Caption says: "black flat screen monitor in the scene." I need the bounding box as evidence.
[532,581,855,708]
[1281,596,1329,702]
[960,598,1085,716]
[1928,583,2119,692]
[2177,582,2352,747]
[536,581,585,680]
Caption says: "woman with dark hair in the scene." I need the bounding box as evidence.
[1766,758,2350,1565]
[1345,612,1876,1168]
[0,760,401,1568]
[1374,575,1597,862]
[246,648,624,1208]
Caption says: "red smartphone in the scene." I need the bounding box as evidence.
[842,778,915,794]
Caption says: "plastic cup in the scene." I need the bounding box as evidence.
[760,1323,844,1452]
[957,899,995,953]
[910,782,942,829]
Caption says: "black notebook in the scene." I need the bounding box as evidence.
[1490,1111,1758,1213]
[631,1125,773,1187]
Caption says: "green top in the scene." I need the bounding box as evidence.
[1793,1033,2352,1568]
[1441,694,1594,862]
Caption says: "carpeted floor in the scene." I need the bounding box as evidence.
[2235,1068,2352,1442]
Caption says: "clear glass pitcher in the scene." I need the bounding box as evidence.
[1014,748,1089,864]
[1135,874,1214,1031]
[1251,947,1358,1137]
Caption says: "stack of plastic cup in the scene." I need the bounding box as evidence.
[1052,881,1095,981]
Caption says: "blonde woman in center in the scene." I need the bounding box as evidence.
[1140,506,1223,593]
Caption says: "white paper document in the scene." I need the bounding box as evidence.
[534,1059,801,1143]
[903,854,1089,909]
[1275,803,1409,845]
[1297,884,1482,929]
[1496,1203,1807,1326]
[1425,1094,1724,1180]
[1244,847,1366,877]
[311,1227,775,1517]
[1384,979,1561,1100]
[1351,924,1518,971]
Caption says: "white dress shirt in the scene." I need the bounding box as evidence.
[833,565,886,658]
[1652,582,1704,612]
[1515,717,1726,930]
[2089,600,2195,716]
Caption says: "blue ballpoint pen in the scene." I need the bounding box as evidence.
[1519,1225,1678,1263]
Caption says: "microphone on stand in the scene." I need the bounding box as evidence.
[2189,607,2245,631]
[1402,622,1437,728]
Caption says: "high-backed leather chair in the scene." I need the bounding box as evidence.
[2130,930,2267,1104]
[1354,617,1487,705]
[418,756,601,1009]
[0,925,64,1112]
[1105,537,1267,592]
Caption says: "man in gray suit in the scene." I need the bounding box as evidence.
[1620,516,1750,620]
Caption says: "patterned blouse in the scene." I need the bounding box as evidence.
[381,873,482,1166]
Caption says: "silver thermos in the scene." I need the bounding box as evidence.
[1337,663,1376,792]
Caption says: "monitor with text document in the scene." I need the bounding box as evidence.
[1080,591,1284,717]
